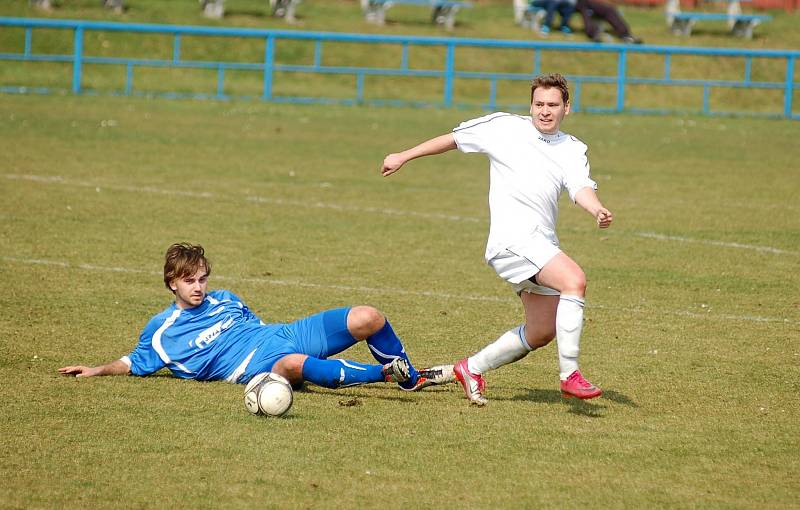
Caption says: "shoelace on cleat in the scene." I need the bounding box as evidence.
[568,372,592,388]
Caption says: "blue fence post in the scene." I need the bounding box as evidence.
[263,34,275,101]
[356,73,365,104]
[217,65,225,99]
[173,34,181,64]
[785,55,795,119]
[444,42,455,107]
[24,27,32,58]
[744,56,752,83]
[314,39,322,68]
[72,25,84,95]
[616,48,626,113]
[125,62,133,95]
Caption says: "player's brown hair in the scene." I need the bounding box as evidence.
[530,73,570,104]
[163,243,211,291]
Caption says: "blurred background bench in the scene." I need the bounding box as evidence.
[361,0,472,30]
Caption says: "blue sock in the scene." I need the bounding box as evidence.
[366,319,419,389]
[301,357,384,389]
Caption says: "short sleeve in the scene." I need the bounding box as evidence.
[563,139,597,202]
[127,321,167,376]
[452,113,508,154]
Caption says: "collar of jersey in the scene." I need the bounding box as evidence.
[173,296,211,314]
[535,130,562,143]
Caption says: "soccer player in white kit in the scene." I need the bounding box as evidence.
[381,74,613,405]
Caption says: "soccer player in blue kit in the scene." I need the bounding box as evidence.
[59,243,448,391]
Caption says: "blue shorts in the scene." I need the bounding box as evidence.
[243,307,356,380]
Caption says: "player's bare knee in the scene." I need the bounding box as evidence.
[525,327,555,348]
[272,354,305,385]
[347,305,385,340]
[562,270,587,296]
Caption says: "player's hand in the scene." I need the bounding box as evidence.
[58,365,96,377]
[596,208,613,229]
[381,153,406,177]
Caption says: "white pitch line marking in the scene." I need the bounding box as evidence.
[3,173,479,223]
[4,173,796,255]
[634,232,798,256]
[0,256,792,324]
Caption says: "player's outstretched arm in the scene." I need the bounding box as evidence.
[58,359,131,378]
[381,133,457,177]
[575,187,614,229]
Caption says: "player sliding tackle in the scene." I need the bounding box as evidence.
[381,73,613,405]
[59,243,452,392]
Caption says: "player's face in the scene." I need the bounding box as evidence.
[170,266,209,309]
[530,87,570,135]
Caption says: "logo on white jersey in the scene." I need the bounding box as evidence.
[193,316,235,349]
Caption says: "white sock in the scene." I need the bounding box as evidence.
[556,294,585,380]
[468,325,533,374]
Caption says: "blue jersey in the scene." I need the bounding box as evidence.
[124,290,284,383]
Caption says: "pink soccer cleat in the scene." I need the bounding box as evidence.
[560,370,602,400]
[453,358,488,406]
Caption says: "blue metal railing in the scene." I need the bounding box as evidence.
[1,17,798,119]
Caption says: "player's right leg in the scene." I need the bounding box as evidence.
[455,293,558,405]
[453,235,561,405]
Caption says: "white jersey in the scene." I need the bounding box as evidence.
[452,112,597,261]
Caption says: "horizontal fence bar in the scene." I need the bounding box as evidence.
[1,16,798,120]
[2,17,798,58]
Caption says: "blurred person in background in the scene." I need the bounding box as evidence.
[576,0,643,43]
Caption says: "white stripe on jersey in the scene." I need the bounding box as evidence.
[207,305,225,317]
[226,348,258,383]
[151,308,184,369]
[173,361,192,374]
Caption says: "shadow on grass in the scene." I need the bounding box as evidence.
[601,389,639,407]
[223,9,270,18]
[300,385,419,404]
[382,19,468,30]
[501,387,637,417]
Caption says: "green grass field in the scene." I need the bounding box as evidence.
[1,91,798,508]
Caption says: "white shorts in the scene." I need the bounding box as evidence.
[488,227,561,296]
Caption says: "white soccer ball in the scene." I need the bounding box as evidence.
[244,372,293,417]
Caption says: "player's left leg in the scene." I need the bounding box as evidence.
[272,353,410,389]
[536,252,602,399]
[347,306,422,390]
[347,307,454,391]
[287,306,419,389]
